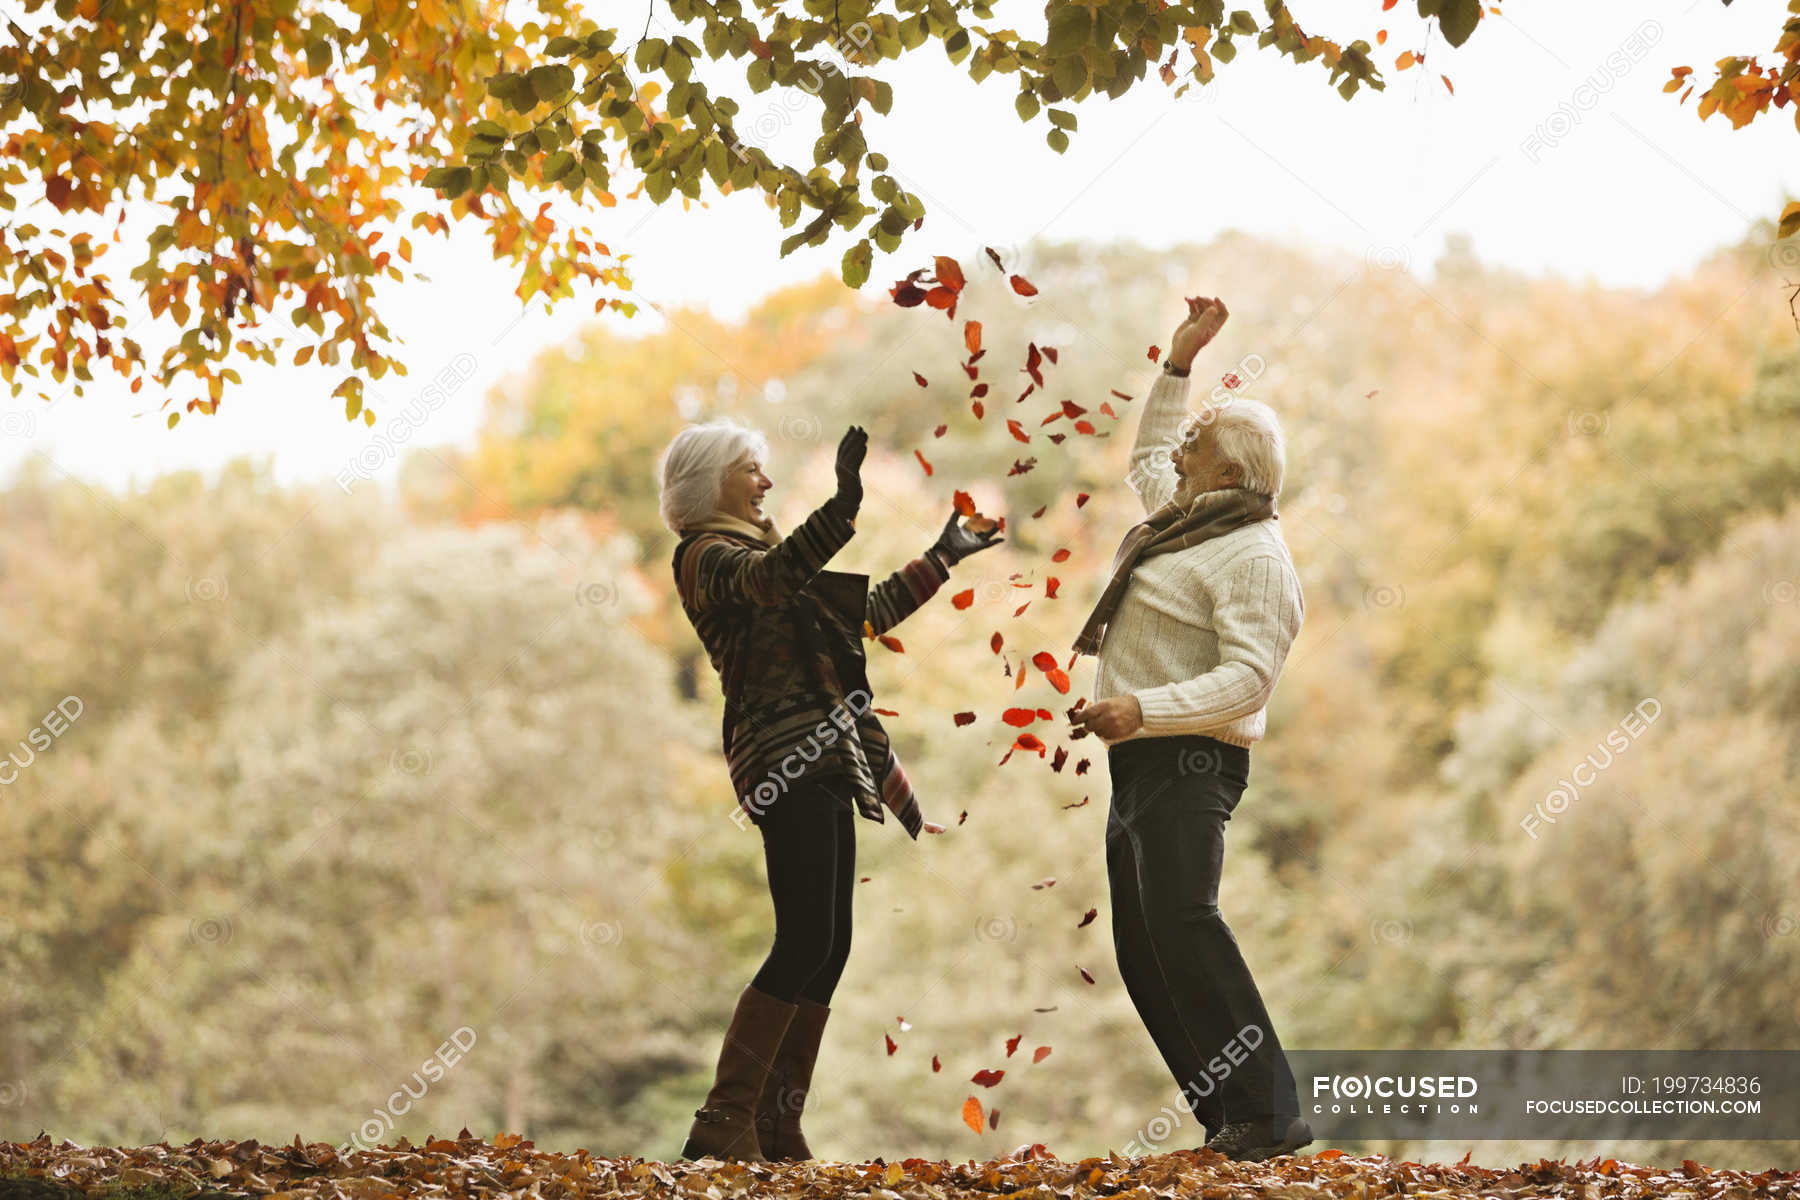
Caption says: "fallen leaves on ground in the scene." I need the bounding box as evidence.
[5,1133,1793,1200]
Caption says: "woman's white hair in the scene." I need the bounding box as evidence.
[1180,396,1286,497]
[657,418,771,532]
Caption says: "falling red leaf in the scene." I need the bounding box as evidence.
[1110,388,1132,400]
[1043,346,1059,365]
[954,711,977,726]
[962,1096,985,1134]
[1031,653,1056,671]
[886,1034,899,1055]
[1005,1034,1023,1057]
[915,449,934,476]
[1075,758,1090,775]
[1076,492,1090,507]
[958,810,967,824]
[990,632,1004,654]
[972,399,985,419]
[1051,548,1071,563]
[874,707,899,716]
[1441,73,1454,95]
[934,255,966,292]
[971,1068,1005,1087]
[1009,274,1037,297]
[1045,667,1070,694]
[892,280,927,307]
[933,1053,943,1072]
[1051,745,1069,772]
[989,1108,1000,1131]
[934,423,947,437]
[1078,965,1096,984]
[1031,877,1056,889]
[964,320,982,355]
[951,588,975,610]
[1016,733,1045,752]
[1060,399,1087,418]
[1075,420,1096,435]
[1077,907,1098,928]
[1005,419,1030,444]
[1007,457,1037,476]
[1025,343,1044,387]
[878,634,904,653]
[984,247,1005,272]
[1033,1045,1053,1064]
[1063,796,1089,808]
[913,371,928,387]
[1046,578,1060,599]
[1146,344,1160,361]
[971,382,989,397]
[1031,504,1047,518]
[1001,708,1040,727]
[1013,601,1031,617]
[1100,403,1117,419]
[953,489,975,515]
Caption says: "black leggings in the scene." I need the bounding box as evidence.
[748,779,857,1006]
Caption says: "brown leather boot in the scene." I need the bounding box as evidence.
[680,984,797,1162]
[753,996,831,1161]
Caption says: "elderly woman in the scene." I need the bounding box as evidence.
[658,419,1001,1163]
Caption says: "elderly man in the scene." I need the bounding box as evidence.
[1069,297,1312,1163]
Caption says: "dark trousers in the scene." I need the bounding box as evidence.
[1106,733,1298,1138]
[748,779,856,1006]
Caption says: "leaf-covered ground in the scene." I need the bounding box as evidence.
[4,1132,1797,1200]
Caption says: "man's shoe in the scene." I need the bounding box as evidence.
[753,996,831,1160]
[679,984,798,1162]
[1202,1116,1313,1162]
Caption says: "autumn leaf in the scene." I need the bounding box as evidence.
[877,634,904,653]
[1146,344,1160,361]
[953,488,976,516]
[914,371,928,386]
[991,632,1004,654]
[933,1053,943,1072]
[934,255,967,292]
[1078,965,1096,984]
[1051,548,1071,562]
[1076,492,1091,507]
[1031,651,1058,671]
[1009,274,1037,297]
[962,1096,985,1134]
[954,711,977,726]
[1077,907,1098,928]
[886,1034,898,1055]
[915,449,934,476]
[971,1068,1006,1087]
[1005,1033,1023,1057]
[952,588,975,610]
[964,320,983,354]
[1002,708,1040,727]
[1006,418,1030,443]
[1033,1045,1053,1063]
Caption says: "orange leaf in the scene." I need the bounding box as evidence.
[915,449,933,476]
[878,634,905,653]
[1396,49,1416,70]
[1006,418,1030,443]
[934,255,966,292]
[1002,708,1039,727]
[962,1096,985,1134]
[1146,344,1160,362]
[1046,667,1071,694]
[1441,73,1454,95]
[1009,274,1037,297]
[952,488,976,516]
[964,320,982,354]
[1033,1045,1053,1063]
[952,588,975,610]
[1051,548,1071,563]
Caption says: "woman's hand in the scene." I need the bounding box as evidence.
[832,425,867,517]
[1169,295,1229,368]
[930,507,1004,566]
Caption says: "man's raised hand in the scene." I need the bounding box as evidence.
[1169,295,1229,368]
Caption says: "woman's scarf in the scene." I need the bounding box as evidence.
[1071,485,1277,656]
[678,510,783,547]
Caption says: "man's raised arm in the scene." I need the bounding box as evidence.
[1126,296,1229,514]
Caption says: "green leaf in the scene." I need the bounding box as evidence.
[1045,4,1092,56]
[1015,91,1040,121]
[543,151,576,182]
[1047,127,1069,153]
[546,35,580,56]
[472,119,507,140]
[842,238,873,287]
[1229,9,1257,33]
[1437,0,1480,46]
[1046,106,1076,130]
[1051,55,1088,96]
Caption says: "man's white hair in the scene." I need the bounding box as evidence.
[657,418,770,532]
[1179,396,1286,497]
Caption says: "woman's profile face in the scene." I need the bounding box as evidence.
[718,451,772,523]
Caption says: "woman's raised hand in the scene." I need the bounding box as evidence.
[832,425,868,517]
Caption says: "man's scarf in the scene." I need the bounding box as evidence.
[1071,485,1277,656]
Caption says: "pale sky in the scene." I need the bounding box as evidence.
[4,0,1794,496]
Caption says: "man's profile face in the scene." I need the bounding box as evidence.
[1170,422,1239,504]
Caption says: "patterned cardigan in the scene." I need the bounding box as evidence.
[672,498,953,837]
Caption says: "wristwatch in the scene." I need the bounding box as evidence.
[1161,358,1190,378]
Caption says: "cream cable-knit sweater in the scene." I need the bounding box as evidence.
[1092,369,1305,749]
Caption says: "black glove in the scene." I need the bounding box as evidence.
[930,507,1004,566]
[829,425,867,518]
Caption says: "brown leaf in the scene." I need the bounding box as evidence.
[972,1068,1006,1086]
